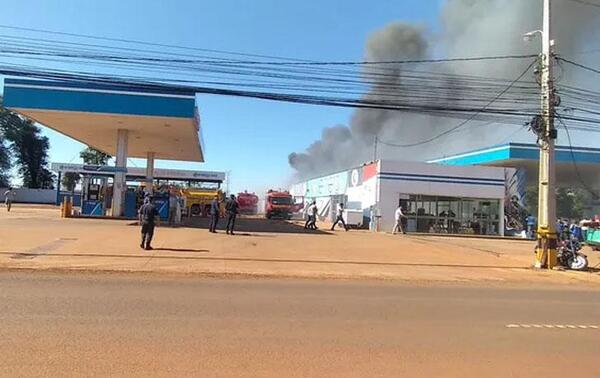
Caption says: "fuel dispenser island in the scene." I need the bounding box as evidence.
[81,176,108,216]
[153,191,170,221]
[123,185,170,221]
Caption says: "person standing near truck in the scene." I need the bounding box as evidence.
[139,195,160,250]
[225,194,239,235]
[4,187,16,212]
[209,196,220,233]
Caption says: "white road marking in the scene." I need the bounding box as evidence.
[506,324,598,330]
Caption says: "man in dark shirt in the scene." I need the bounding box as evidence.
[139,196,160,250]
[209,196,220,233]
[225,194,239,235]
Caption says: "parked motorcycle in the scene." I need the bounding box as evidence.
[556,228,588,271]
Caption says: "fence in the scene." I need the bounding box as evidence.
[0,187,58,204]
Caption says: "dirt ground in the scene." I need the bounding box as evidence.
[1,204,599,286]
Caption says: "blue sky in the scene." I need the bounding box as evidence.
[0,0,442,192]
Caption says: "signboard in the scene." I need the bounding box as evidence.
[51,163,127,174]
[127,167,225,181]
[305,171,348,198]
[51,163,225,182]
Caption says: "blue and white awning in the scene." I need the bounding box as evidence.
[3,78,204,162]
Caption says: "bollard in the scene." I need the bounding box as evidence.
[61,196,67,218]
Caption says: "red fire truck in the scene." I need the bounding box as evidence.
[237,191,259,215]
[265,190,294,219]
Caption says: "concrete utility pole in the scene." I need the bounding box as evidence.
[534,0,558,269]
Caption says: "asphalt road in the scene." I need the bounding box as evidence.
[0,272,598,377]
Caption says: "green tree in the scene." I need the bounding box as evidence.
[80,147,111,165]
[556,188,590,220]
[525,186,590,220]
[1,109,54,189]
[0,97,13,187]
[62,172,81,193]
[0,133,10,187]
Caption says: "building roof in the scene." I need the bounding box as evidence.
[428,142,600,188]
[3,78,204,162]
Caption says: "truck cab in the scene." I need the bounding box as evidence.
[265,190,294,219]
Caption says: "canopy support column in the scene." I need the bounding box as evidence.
[112,129,128,216]
[146,152,155,195]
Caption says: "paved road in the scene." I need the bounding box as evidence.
[0,272,598,377]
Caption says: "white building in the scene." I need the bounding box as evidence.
[291,160,512,236]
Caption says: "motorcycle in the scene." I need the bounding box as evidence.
[556,228,589,271]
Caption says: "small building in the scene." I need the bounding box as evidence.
[291,160,512,236]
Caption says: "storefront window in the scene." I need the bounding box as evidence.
[402,194,500,235]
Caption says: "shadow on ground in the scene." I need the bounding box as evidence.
[180,216,331,235]
[153,248,209,253]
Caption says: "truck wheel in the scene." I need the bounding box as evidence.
[190,204,201,216]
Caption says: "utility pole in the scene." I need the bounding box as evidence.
[534,0,558,269]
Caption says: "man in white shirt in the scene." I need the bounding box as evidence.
[392,205,406,235]
[304,201,318,230]
[4,187,16,212]
[331,202,348,231]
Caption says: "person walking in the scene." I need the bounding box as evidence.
[4,187,16,212]
[392,205,406,235]
[225,194,239,235]
[303,201,313,229]
[308,201,319,230]
[331,202,348,231]
[139,195,160,250]
[209,196,220,233]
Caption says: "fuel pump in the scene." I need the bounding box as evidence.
[81,175,107,216]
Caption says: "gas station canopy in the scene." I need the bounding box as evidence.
[429,142,600,188]
[2,78,203,161]
[3,78,206,216]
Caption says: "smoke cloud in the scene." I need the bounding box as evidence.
[289,0,600,180]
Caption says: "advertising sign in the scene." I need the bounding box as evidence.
[305,171,348,198]
[51,163,225,181]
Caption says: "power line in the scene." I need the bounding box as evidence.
[564,0,600,9]
[376,58,538,148]
[556,56,600,75]
[1,32,599,131]
[0,24,312,63]
[0,24,538,66]
[556,115,599,198]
